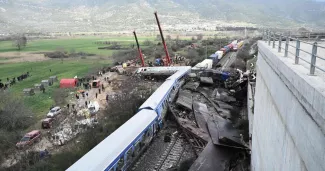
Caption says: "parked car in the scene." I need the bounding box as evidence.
[88,101,100,115]
[47,106,61,118]
[16,130,41,148]
[41,118,55,129]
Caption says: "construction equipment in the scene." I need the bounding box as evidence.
[154,11,171,66]
[133,31,145,67]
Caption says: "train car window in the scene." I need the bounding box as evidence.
[134,140,140,155]
[117,158,124,171]
[125,148,133,163]
[154,123,158,133]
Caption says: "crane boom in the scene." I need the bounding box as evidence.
[133,31,145,67]
[154,11,171,66]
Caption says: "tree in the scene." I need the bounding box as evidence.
[53,89,68,106]
[155,34,161,41]
[143,39,153,46]
[166,35,171,41]
[0,91,34,165]
[187,49,199,59]
[171,44,179,52]
[197,34,203,40]
[13,35,27,50]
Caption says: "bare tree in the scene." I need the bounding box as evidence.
[0,91,34,165]
[155,34,161,41]
[187,49,199,59]
[197,34,203,40]
[143,39,153,46]
[53,89,68,106]
[13,35,27,51]
[166,35,171,41]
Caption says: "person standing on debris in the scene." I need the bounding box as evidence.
[95,93,98,99]
[99,89,101,94]
[67,104,70,109]
[102,84,104,90]
[86,92,88,97]
[106,94,109,102]
[85,101,88,107]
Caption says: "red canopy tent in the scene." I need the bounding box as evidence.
[60,79,77,88]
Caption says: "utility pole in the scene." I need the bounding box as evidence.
[206,45,208,59]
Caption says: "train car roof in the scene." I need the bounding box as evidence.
[66,109,157,171]
[166,67,191,81]
[139,79,175,110]
[139,67,191,110]
[193,59,213,69]
[136,66,189,73]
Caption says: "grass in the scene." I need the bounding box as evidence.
[0,35,158,118]
[0,59,110,118]
[0,36,155,56]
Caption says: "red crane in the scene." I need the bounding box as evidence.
[133,31,145,67]
[154,11,171,66]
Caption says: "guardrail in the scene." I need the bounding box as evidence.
[263,30,325,75]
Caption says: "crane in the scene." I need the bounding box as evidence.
[133,31,145,67]
[154,11,171,66]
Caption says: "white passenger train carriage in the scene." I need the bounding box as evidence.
[166,66,191,81]
[192,59,213,71]
[66,109,159,171]
[139,67,191,126]
[136,66,189,76]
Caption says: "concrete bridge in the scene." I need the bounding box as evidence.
[251,33,325,171]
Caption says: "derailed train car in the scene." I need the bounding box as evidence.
[67,66,191,171]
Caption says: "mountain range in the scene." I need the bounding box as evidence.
[0,0,325,33]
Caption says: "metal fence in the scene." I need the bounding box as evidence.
[263,30,325,75]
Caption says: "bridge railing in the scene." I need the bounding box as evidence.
[262,30,325,75]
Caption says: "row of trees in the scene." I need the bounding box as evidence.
[0,92,34,166]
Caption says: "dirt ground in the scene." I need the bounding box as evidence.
[1,71,128,168]
[0,52,49,63]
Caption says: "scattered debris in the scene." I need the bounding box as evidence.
[176,90,193,110]
[199,77,213,85]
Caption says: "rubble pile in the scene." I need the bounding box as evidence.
[169,68,252,171]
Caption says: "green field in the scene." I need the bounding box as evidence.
[0,36,155,56]
[0,59,110,118]
[0,36,158,118]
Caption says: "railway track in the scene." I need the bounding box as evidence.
[154,136,184,171]
[222,52,237,70]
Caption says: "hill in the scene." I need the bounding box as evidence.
[0,0,325,33]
